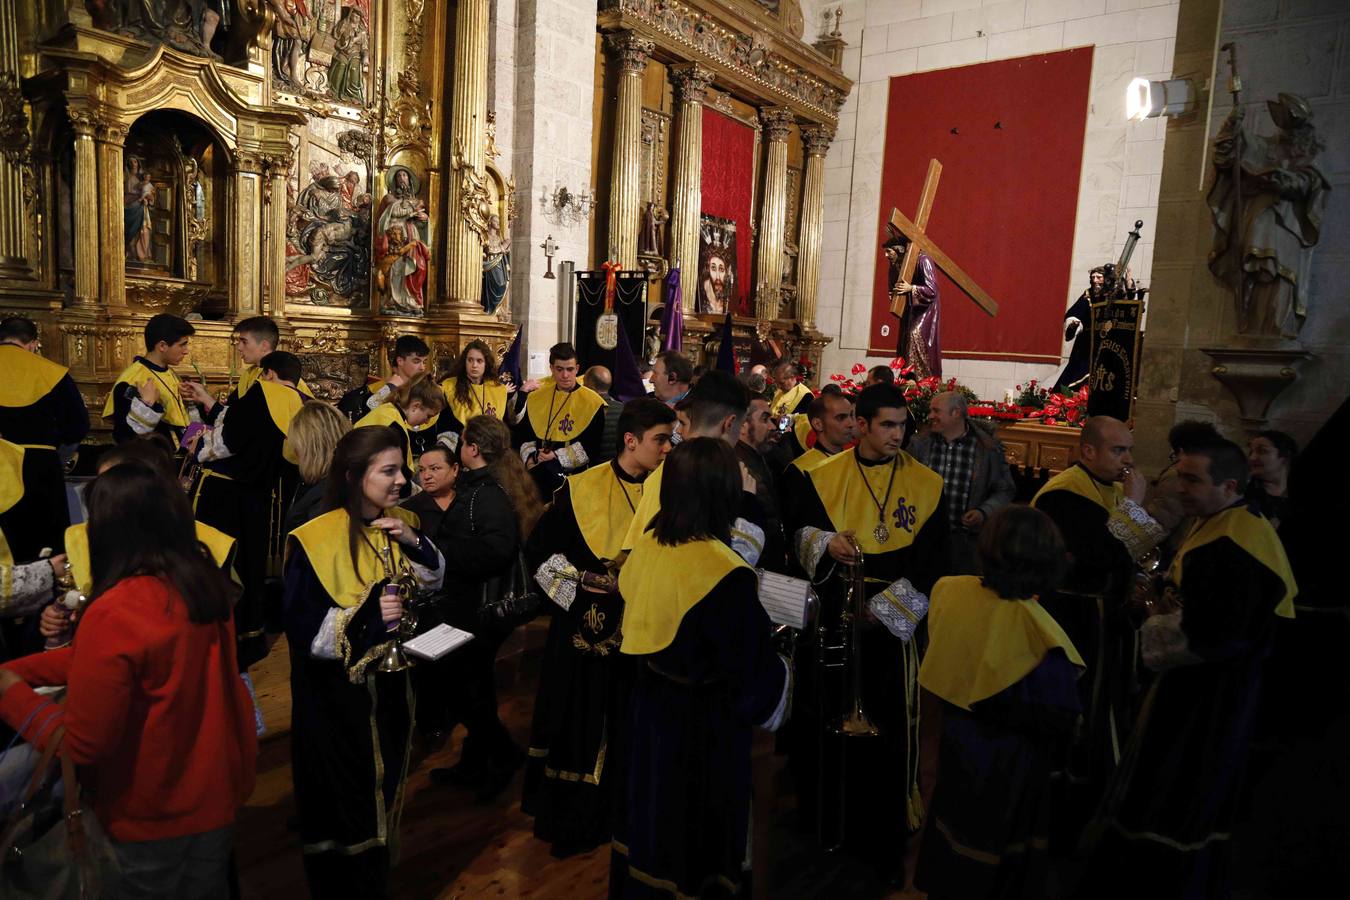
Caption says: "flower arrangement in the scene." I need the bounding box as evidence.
[1025,384,1089,426]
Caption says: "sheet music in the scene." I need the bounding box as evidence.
[757,570,814,630]
[405,624,475,661]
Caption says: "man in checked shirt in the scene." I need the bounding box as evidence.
[909,391,1015,574]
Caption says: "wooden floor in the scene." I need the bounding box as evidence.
[237,623,921,900]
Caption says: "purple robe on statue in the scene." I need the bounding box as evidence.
[885,236,941,378]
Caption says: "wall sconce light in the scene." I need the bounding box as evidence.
[1126,77,1197,121]
[541,182,595,227]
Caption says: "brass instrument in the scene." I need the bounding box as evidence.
[376,542,421,673]
[835,537,880,738]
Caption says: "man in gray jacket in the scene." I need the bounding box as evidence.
[908,391,1015,574]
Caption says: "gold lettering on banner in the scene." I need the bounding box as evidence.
[584,603,606,634]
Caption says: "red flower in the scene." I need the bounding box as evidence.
[830,373,846,382]
[851,363,865,375]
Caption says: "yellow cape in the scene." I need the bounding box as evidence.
[770,383,813,418]
[621,460,663,552]
[0,440,23,566]
[619,529,750,655]
[440,376,510,425]
[1169,504,1298,619]
[0,346,69,409]
[102,359,189,429]
[806,449,943,555]
[64,520,237,595]
[568,463,644,564]
[237,365,313,401]
[919,576,1084,711]
[287,506,420,609]
[354,403,415,469]
[525,384,604,444]
[1031,463,1121,512]
[790,413,813,449]
[791,446,833,473]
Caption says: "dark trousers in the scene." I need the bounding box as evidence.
[107,825,234,900]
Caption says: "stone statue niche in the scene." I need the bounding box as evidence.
[1208,92,1331,341]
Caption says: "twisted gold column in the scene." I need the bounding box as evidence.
[607,31,653,269]
[754,108,794,321]
[70,110,100,309]
[668,64,713,309]
[796,125,834,331]
[445,0,490,310]
[95,118,127,308]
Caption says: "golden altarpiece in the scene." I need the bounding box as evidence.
[0,0,515,424]
[592,0,852,372]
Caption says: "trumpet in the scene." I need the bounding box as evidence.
[834,536,880,738]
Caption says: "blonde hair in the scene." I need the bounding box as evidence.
[391,373,445,413]
[289,401,352,484]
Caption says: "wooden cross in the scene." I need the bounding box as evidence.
[889,159,999,318]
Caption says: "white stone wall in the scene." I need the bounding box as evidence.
[497,0,599,376]
[801,0,1179,401]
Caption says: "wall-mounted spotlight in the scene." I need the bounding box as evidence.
[1125,77,1197,121]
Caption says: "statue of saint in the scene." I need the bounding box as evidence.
[639,202,668,257]
[883,223,941,378]
[481,214,511,314]
[1208,93,1330,339]
[375,167,430,314]
[124,157,155,264]
[328,8,368,105]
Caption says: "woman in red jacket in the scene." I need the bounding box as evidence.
[0,462,257,899]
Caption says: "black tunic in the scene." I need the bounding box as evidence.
[611,568,786,899]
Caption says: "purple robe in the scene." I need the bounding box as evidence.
[886,238,941,378]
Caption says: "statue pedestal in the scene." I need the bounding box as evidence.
[1201,339,1312,430]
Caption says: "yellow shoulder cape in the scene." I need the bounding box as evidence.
[287,506,420,609]
[791,413,813,450]
[441,376,510,425]
[0,440,22,566]
[256,380,306,436]
[791,447,832,473]
[236,365,314,401]
[354,403,414,468]
[568,463,644,564]
[621,460,663,552]
[770,383,813,417]
[0,346,69,409]
[1032,463,1121,512]
[102,359,189,428]
[525,384,605,444]
[1169,504,1298,618]
[919,575,1084,711]
[806,449,943,555]
[65,520,238,595]
[619,529,751,655]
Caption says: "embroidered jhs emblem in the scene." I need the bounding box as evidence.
[484,402,497,417]
[583,603,606,634]
[559,414,575,435]
[892,498,917,533]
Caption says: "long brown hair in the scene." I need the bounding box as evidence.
[390,373,445,414]
[653,438,737,546]
[461,414,543,538]
[449,339,498,409]
[324,426,406,574]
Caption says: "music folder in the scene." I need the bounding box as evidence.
[756,569,816,631]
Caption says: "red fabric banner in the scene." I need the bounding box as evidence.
[701,108,756,316]
[870,48,1094,362]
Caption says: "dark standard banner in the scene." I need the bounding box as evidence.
[1087,298,1143,421]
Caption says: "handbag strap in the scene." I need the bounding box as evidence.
[59,737,89,861]
[0,724,66,847]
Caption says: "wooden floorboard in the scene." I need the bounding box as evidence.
[236,623,921,899]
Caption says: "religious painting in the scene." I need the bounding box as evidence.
[374,165,430,317]
[85,1,235,60]
[267,0,373,107]
[286,120,372,309]
[700,107,756,315]
[697,215,738,316]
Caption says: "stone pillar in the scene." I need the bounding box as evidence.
[95,117,128,308]
[262,153,292,320]
[606,31,653,269]
[445,0,491,311]
[230,151,263,316]
[796,125,833,331]
[70,110,100,309]
[668,63,713,311]
[754,107,794,321]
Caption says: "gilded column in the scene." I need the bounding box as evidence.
[754,108,794,321]
[231,151,263,316]
[445,0,490,311]
[70,110,100,309]
[95,117,128,308]
[262,152,292,320]
[607,31,654,269]
[0,0,30,277]
[796,125,834,331]
[668,63,713,311]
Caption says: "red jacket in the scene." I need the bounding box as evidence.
[0,575,257,842]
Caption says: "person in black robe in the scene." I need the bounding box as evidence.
[789,383,947,885]
[193,351,306,670]
[736,395,788,573]
[284,427,445,899]
[914,506,1084,899]
[611,437,789,899]
[515,343,607,497]
[1077,439,1296,899]
[523,398,675,857]
[0,317,88,559]
[1052,268,1105,392]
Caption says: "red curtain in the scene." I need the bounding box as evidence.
[870,48,1094,361]
[701,109,756,316]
